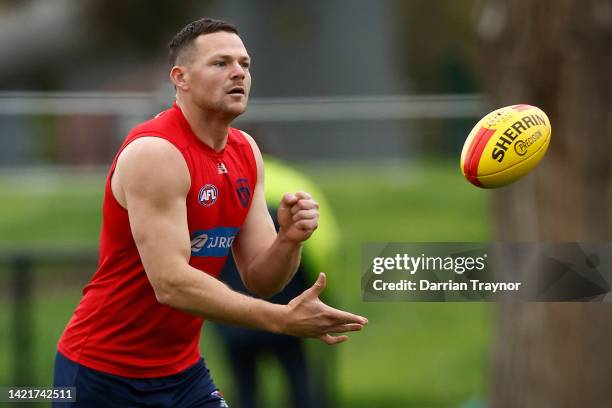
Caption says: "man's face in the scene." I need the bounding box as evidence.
[180,31,251,118]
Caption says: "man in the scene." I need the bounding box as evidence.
[53,18,367,408]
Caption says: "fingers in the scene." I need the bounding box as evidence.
[292,209,318,222]
[295,191,311,200]
[308,272,326,297]
[280,191,319,213]
[324,323,364,333]
[279,192,298,208]
[292,219,318,233]
[316,323,363,345]
[278,192,320,242]
[288,274,368,345]
[325,306,369,326]
[318,334,349,345]
[304,275,368,326]
[290,197,319,215]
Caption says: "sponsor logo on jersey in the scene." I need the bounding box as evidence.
[190,227,240,257]
[198,184,218,207]
[235,178,251,208]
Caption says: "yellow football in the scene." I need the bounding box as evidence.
[460,104,551,188]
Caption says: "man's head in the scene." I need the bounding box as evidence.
[169,18,251,119]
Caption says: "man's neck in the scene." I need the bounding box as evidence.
[176,99,231,152]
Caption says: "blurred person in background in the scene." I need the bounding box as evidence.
[52,17,366,408]
[214,155,340,408]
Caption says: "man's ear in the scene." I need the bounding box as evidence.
[170,66,189,91]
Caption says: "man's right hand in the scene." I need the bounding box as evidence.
[281,273,368,345]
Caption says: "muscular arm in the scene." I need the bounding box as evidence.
[232,132,319,298]
[113,137,365,344]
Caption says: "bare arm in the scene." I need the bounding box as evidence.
[232,132,320,298]
[113,137,366,344]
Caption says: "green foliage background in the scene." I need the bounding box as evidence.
[0,158,491,407]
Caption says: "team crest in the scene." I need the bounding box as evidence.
[235,178,251,208]
[198,184,218,207]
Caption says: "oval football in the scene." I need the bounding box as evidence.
[460,104,551,188]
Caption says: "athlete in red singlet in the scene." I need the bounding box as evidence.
[53,18,367,408]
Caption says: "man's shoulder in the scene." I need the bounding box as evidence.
[129,106,178,137]
[228,128,262,169]
[229,128,260,154]
[122,106,190,152]
[115,137,190,197]
[228,127,251,145]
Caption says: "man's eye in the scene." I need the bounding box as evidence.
[213,61,226,67]
[241,63,250,69]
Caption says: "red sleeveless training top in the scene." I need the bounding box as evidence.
[58,103,257,378]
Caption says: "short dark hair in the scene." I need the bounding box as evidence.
[168,18,239,65]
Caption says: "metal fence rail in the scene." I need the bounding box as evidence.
[0,91,487,121]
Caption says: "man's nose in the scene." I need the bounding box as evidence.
[229,62,246,79]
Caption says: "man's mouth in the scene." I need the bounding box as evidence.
[227,87,245,95]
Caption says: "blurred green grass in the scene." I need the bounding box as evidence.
[0,157,492,407]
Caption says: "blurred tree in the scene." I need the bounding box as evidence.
[398,0,481,155]
[399,0,480,94]
[82,0,213,57]
[475,0,612,406]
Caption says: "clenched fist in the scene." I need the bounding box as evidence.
[277,191,319,243]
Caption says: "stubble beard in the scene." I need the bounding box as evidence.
[195,96,247,123]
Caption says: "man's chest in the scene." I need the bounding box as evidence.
[186,153,254,229]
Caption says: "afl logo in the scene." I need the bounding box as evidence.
[198,184,218,207]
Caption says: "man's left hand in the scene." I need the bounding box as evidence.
[277,192,319,243]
